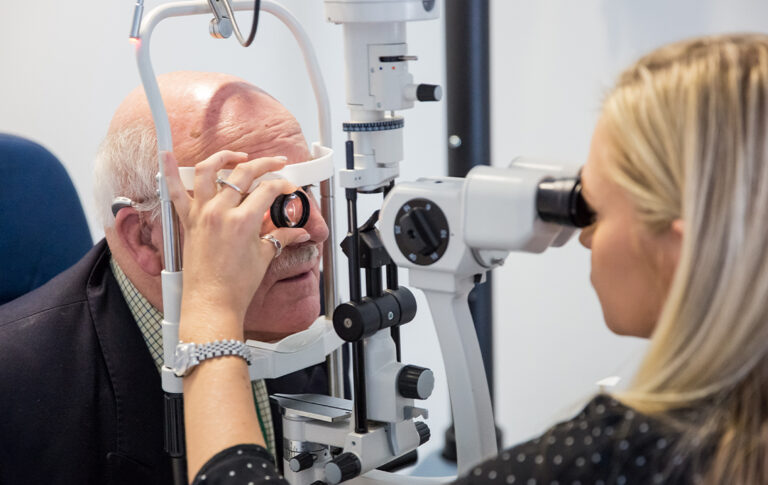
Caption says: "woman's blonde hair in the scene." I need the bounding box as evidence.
[601,34,768,483]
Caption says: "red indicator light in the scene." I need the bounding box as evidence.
[391,66,395,70]
[129,37,141,47]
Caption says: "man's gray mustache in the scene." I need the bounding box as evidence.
[269,243,320,275]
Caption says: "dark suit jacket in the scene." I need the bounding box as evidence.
[0,239,331,485]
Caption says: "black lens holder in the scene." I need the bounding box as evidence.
[270,189,310,228]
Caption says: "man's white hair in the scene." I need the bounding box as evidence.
[93,124,162,228]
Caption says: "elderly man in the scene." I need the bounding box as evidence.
[0,71,333,485]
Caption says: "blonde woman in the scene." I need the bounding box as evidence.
[168,34,768,484]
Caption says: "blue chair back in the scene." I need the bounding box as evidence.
[0,134,93,304]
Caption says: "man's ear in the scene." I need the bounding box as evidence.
[113,209,164,276]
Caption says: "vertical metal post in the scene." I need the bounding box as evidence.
[344,140,368,434]
[443,0,498,462]
[321,176,346,399]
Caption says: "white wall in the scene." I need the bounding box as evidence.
[1,0,767,468]
[490,0,768,447]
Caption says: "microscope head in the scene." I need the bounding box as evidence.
[379,158,593,290]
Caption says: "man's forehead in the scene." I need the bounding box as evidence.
[111,73,311,167]
[175,136,311,169]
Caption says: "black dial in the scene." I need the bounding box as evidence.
[398,365,434,400]
[393,198,449,266]
[325,453,361,484]
[289,452,315,472]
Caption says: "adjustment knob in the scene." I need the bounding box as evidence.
[393,198,450,266]
[399,207,440,255]
[325,452,361,485]
[416,84,442,102]
[398,365,435,400]
[289,452,315,472]
[333,300,381,342]
[415,421,431,445]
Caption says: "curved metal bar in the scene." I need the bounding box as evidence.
[134,0,338,357]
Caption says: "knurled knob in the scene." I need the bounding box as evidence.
[289,451,314,472]
[397,365,435,400]
[324,452,361,485]
[416,84,442,102]
[415,421,431,445]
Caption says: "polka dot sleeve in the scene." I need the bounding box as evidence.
[191,444,288,485]
[453,395,693,485]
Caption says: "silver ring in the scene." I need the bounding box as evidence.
[215,177,244,195]
[260,234,282,259]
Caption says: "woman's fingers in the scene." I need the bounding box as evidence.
[214,156,287,207]
[238,179,298,219]
[193,151,249,203]
[162,151,191,220]
[261,228,312,258]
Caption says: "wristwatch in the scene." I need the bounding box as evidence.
[172,339,253,377]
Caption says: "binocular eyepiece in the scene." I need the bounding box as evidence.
[536,175,595,228]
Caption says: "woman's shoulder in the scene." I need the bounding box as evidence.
[456,395,697,485]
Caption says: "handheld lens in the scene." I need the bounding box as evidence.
[270,190,310,228]
[536,175,595,228]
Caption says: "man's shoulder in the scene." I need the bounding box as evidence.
[0,239,111,329]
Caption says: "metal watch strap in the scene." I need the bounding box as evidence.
[196,339,253,365]
[174,339,253,377]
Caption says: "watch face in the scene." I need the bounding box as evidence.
[173,342,195,376]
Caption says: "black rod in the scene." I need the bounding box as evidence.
[383,181,402,361]
[442,0,501,462]
[365,267,383,297]
[164,393,187,485]
[345,140,367,434]
[445,0,494,403]
[351,341,368,434]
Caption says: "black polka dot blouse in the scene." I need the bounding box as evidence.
[192,395,705,485]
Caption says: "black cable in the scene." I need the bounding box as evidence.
[242,0,261,47]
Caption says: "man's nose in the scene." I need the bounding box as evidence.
[303,195,329,244]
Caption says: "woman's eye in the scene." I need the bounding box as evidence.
[301,184,316,192]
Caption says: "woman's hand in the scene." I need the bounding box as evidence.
[163,150,310,341]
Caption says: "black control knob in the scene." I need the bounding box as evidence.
[325,452,361,485]
[333,299,381,342]
[289,452,315,472]
[415,421,431,445]
[398,365,435,400]
[393,198,450,266]
[416,83,442,102]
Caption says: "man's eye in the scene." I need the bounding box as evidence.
[301,184,316,193]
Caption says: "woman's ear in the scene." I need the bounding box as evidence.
[670,218,684,239]
[113,209,164,276]
[665,218,684,270]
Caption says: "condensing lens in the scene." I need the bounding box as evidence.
[282,193,303,227]
[270,190,310,228]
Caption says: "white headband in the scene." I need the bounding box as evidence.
[178,143,334,192]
